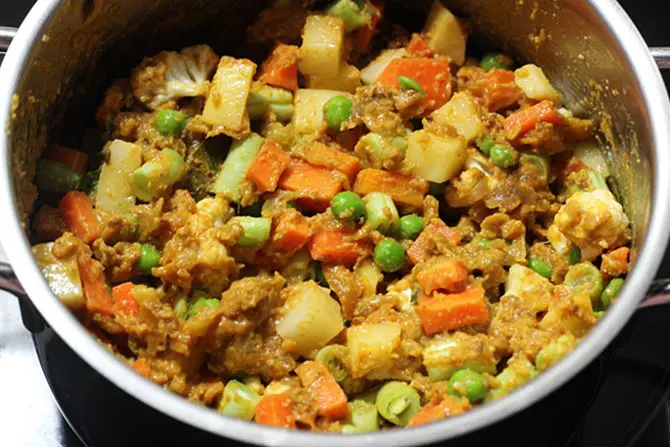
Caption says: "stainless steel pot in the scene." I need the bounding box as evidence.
[1,0,670,445]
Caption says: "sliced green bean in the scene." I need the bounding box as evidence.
[230,216,272,246]
[376,381,421,426]
[35,159,82,193]
[528,257,552,279]
[520,154,549,181]
[476,134,496,157]
[316,345,350,382]
[568,245,581,265]
[218,380,261,421]
[564,262,604,302]
[601,277,624,308]
[364,192,399,234]
[342,400,379,433]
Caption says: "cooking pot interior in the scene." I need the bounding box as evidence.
[8,0,653,258]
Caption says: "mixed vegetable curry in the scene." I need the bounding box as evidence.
[31,0,631,432]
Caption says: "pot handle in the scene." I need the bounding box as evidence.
[0,261,44,333]
[0,26,16,53]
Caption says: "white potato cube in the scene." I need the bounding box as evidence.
[423,1,467,65]
[431,92,484,143]
[405,130,467,183]
[292,89,351,134]
[96,139,142,215]
[347,322,401,378]
[299,15,345,78]
[306,63,361,93]
[514,64,561,103]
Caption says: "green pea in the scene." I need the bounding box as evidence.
[568,245,581,265]
[324,95,353,132]
[186,296,220,319]
[375,381,421,426]
[331,191,366,222]
[480,52,513,71]
[373,238,406,273]
[475,134,496,156]
[601,278,624,309]
[397,76,426,97]
[528,257,553,279]
[316,345,350,382]
[342,400,379,433]
[489,144,518,168]
[155,109,187,136]
[447,368,488,403]
[138,244,161,275]
[399,214,424,240]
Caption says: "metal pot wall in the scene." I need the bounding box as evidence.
[1,0,670,445]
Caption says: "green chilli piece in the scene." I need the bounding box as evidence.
[138,244,161,275]
[568,245,581,265]
[316,344,350,382]
[311,262,330,288]
[132,149,186,202]
[564,262,604,302]
[399,214,424,240]
[155,109,187,136]
[218,380,261,421]
[528,257,552,279]
[324,95,353,132]
[375,381,421,426]
[601,277,624,308]
[364,192,399,234]
[186,295,220,319]
[230,216,272,247]
[397,76,426,97]
[325,0,372,32]
[520,154,550,181]
[475,134,496,157]
[489,144,518,168]
[35,159,82,193]
[447,368,488,403]
[331,191,366,222]
[342,400,379,433]
[211,133,264,203]
[480,52,513,71]
[373,238,406,273]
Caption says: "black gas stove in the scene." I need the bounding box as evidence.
[2,1,670,446]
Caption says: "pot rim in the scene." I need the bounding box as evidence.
[1,0,669,445]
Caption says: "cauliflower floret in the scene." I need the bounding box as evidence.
[195,195,234,228]
[554,189,630,255]
[131,45,219,110]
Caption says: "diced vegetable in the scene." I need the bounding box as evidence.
[276,281,345,354]
[514,64,561,103]
[211,133,264,202]
[364,192,399,233]
[295,141,361,182]
[246,139,290,192]
[44,145,88,174]
[417,259,468,294]
[399,214,424,240]
[417,286,489,335]
[355,258,383,299]
[96,139,142,214]
[504,100,562,140]
[296,360,349,419]
[218,380,261,421]
[447,368,487,403]
[248,84,294,122]
[422,332,497,382]
[535,333,577,372]
[520,154,550,181]
[564,262,604,302]
[326,0,373,32]
[407,33,433,56]
[601,247,629,277]
[354,168,428,210]
[408,219,462,264]
[258,43,299,92]
[138,244,161,275]
[347,322,401,378]
[278,160,344,211]
[77,255,114,315]
[202,56,256,138]
[431,92,484,143]
[271,213,312,253]
[527,257,552,279]
[60,191,103,244]
[331,191,367,222]
[504,264,553,301]
[489,143,518,168]
[408,397,468,426]
[405,130,467,183]
[316,344,350,382]
[299,15,345,78]
[480,52,512,71]
[186,294,220,319]
[422,1,466,65]
[155,109,186,135]
[111,282,139,316]
[342,400,379,433]
[35,159,82,193]
[487,354,537,401]
[306,63,361,93]
[33,243,84,310]
[324,95,353,132]
[375,381,421,426]
[360,48,407,85]
[475,134,496,156]
[255,393,296,428]
[568,245,582,265]
[373,238,406,272]
[601,277,624,308]
[230,216,272,246]
[174,295,188,319]
[377,58,452,110]
[132,148,186,202]
[308,228,372,266]
[353,0,382,54]
[292,89,351,134]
